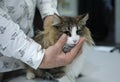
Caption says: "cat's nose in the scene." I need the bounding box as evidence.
[73,40,77,44]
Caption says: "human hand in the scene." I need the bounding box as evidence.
[39,34,85,69]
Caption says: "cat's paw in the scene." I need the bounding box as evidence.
[26,72,35,80]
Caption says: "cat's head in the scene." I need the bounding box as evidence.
[52,13,94,46]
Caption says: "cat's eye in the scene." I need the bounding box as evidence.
[77,30,83,35]
[64,31,71,36]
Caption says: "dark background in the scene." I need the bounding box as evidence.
[78,0,115,45]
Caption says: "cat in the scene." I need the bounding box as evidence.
[25,13,94,82]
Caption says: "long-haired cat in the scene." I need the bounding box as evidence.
[25,13,94,82]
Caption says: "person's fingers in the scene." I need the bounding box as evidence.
[77,47,83,56]
[61,38,85,65]
[54,34,67,49]
[70,38,85,59]
[70,37,85,57]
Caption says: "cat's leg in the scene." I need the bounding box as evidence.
[26,70,35,80]
[57,75,76,82]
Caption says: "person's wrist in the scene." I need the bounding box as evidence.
[38,54,46,68]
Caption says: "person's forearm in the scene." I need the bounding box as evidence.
[0,9,44,69]
[37,0,59,19]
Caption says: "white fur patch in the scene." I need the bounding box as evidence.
[66,26,80,45]
[26,71,35,80]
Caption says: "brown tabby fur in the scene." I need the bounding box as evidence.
[34,14,94,48]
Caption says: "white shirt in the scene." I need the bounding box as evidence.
[0,0,58,72]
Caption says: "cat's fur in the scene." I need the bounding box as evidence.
[25,13,94,82]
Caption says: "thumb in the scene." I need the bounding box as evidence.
[55,34,67,49]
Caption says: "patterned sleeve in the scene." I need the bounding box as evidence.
[37,0,59,19]
[0,8,44,69]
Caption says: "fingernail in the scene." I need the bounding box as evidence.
[61,34,67,38]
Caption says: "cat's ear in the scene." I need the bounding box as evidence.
[52,13,61,26]
[81,13,89,22]
[78,13,89,25]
